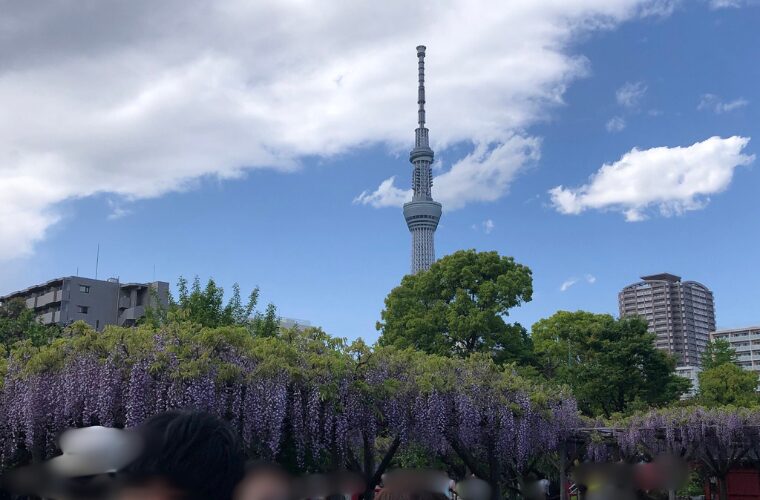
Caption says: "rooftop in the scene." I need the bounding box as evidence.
[641,273,681,282]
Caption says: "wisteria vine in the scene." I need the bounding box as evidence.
[0,327,578,480]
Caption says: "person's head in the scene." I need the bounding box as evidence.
[234,462,292,500]
[117,410,245,500]
[375,489,449,500]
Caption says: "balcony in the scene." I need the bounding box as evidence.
[35,289,61,308]
[38,310,60,324]
[119,305,145,323]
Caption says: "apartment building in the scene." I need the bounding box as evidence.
[0,276,169,330]
[619,273,715,367]
[710,326,760,374]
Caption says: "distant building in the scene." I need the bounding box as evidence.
[711,326,760,374]
[675,365,702,398]
[279,318,312,331]
[619,273,715,367]
[0,276,169,331]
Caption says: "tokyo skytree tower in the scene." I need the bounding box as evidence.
[403,45,442,274]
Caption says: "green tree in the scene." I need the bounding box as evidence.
[0,298,60,347]
[143,276,275,333]
[532,311,688,417]
[252,302,280,338]
[698,363,758,407]
[377,250,534,365]
[701,338,739,370]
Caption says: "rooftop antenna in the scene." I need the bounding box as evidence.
[95,243,100,280]
[153,263,156,282]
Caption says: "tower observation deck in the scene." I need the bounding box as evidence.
[403,45,442,274]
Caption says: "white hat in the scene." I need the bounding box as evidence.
[46,426,143,478]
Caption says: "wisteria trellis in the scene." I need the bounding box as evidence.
[2,326,760,497]
[0,328,577,480]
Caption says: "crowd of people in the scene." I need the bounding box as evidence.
[0,411,496,500]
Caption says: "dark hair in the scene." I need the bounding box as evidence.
[375,489,449,500]
[244,460,290,478]
[122,410,245,500]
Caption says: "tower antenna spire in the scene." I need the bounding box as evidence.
[417,45,426,128]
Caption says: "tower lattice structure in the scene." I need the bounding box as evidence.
[403,45,442,274]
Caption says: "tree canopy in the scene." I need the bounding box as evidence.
[698,363,758,407]
[377,250,534,365]
[141,276,280,335]
[531,311,689,417]
[701,338,739,371]
[696,339,757,408]
[0,298,60,348]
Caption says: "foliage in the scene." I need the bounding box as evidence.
[141,276,280,336]
[0,322,577,498]
[698,363,758,408]
[0,298,61,348]
[581,406,760,500]
[532,311,689,417]
[701,339,739,371]
[378,250,534,365]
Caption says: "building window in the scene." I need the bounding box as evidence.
[77,305,89,314]
[79,285,90,293]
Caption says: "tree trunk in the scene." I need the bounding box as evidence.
[559,442,567,500]
[487,443,500,500]
[362,434,401,500]
[718,476,728,500]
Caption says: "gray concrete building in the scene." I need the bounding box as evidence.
[619,273,715,367]
[710,326,760,374]
[403,45,442,274]
[0,276,169,330]
[279,318,312,331]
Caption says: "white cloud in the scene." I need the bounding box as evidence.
[707,0,747,8]
[549,136,754,221]
[106,199,132,220]
[0,0,681,260]
[709,0,759,7]
[638,0,681,16]
[353,177,410,209]
[560,274,595,291]
[616,81,648,108]
[606,116,627,132]
[698,94,749,114]
[560,279,578,292]
[357,136,541,210]
[471,219,495,233]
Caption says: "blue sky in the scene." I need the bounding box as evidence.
[0,1,758,342]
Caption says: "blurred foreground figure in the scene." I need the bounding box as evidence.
[381,470,453,498]
[234,462,292,500]
[1,426,141,499]
[452,477,491,500]
[375,489,449,500]
[117,410,246,500]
